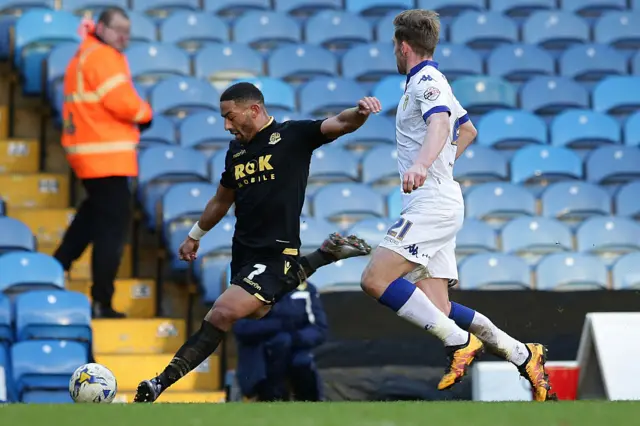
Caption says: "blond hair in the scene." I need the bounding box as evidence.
[393,9,440,57]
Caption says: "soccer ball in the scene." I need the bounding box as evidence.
[69,363,118,403]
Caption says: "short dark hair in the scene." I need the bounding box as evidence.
[220,82,264,104]
[394,9,440,57]
[98,7,129,26]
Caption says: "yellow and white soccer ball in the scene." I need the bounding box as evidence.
[69,363,118,403]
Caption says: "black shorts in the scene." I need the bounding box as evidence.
[230,248,305,304]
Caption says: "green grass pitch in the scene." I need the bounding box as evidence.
[3,401,639,426]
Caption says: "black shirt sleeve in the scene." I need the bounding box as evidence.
[219,148,236,189]
[294,119,335,151]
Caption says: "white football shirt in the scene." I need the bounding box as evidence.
[395,60,469,211]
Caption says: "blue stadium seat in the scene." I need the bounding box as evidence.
[127,12,157,44]
[0,252,64,294]
[387,189,401,218]
[46,42,77,102]
[204,0,270,17]
[476,109,547,148]
[520,76,590,115]
[451,77,517,114]
[195,44,263,84]
[0,199,4,216]
[489,0,555,17]
[0,295,11,343]
[501,217,573,257]
[342,43,397,82]
[454,145,509,185]
[346,0,413,17]
[309,146,359,184]
[361,145,398,186]
[586,146,640,184]
[209,150,228,184]
[60,0,127,14]
[14,9,80,95]
[616,181,640,218]
[0,1,54,15]
[536,253,608,290]
[559,44,627,82]
[11,340,87,399]
[140,115,176,149]
[612,252,640,290]
[234,77,296,113]
[456,219,498,255]
[523,11,590,50]
[594,11,640,50]
[633,51,640,75]
[459,253,531,290]
[541,182,612,220]
[305,10,372,49]
[15,291,91,343]
[561,0,626,17]
[433,44,483,80]
[372,75,405,115]
[131,0,199,16]
[196,218,236,258]
[487,44,555,82]
[313,183,385,223]
[0,217,35,253]
[593,76,640,115]
[0,343,14,402]
[511,145,583,185]
[551,110,620,148]
[138,146,209,229]
[307,257,368,290]
[161,182,217,236]
[272,112,312,122]
[299,218,336,251]
[337,114,395,148]
[577,217,640,255]
[417,0,484,17]
[347,218,394,247]
[233,11,301,50]
[465,183,536,221]
[198,256,231,303]
[126,43,190,84]
[274,0,342,16]
[160,11,228,51]
[300,77,367,116]
[150,76,220,117]
[450,11,518,49]
[624,111,640,147]
[268,44,337,83]
[179,112,229,153]
[21,390,73,403]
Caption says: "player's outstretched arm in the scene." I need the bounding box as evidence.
[454,119,478,160]
[403,112,450,194]
[179,184,235,261]
[319,96,382,140]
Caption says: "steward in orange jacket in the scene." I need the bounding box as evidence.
[61,15,152,179]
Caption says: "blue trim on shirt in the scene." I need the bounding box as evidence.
[422,105,451,122]
[405,60,440,85]
[458,113,470,125]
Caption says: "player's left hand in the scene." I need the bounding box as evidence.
[403,163,428,194]
[357,97,382,116]
[178,237,200,262]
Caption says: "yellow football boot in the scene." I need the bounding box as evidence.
[438,334,484,390]
[518,343,557,401]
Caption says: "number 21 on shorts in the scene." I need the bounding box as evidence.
[387,218,413,241]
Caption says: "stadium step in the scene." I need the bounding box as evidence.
[92,318,185,354]
[113,391,226,403]
[95,353,221,391]
[67,278,157,318]
[0,105,7,139]
[0,173,69,209]
[9,207,75,247]
[40,243,133,280]
[0,138,39,173]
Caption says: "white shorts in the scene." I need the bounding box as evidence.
[378,207,464,283]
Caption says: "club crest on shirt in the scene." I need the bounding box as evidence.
[424,86,440,101]
[269,132,281,145]
[402,94,409,111]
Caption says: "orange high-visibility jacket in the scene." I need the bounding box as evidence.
[61,34,152,179]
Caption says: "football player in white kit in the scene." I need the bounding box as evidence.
[360,9,555,401]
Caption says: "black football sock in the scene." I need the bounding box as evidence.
[156,320,224,389]
[300,250,336,278]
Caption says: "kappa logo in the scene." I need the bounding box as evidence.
[419,75,435,83]
[424,86,440,102]
[269,132,282,145]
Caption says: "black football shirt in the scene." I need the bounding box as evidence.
[220,118,332,254]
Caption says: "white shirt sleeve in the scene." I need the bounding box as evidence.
[415,78,452,122]
[453,95,470,124]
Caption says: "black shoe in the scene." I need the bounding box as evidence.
[92,302,126,319]
[134,378,163,403]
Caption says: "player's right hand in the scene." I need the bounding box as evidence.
[178,237,200,262]
[402,163,428,194]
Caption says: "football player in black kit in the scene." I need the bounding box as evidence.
[134,82,382,402]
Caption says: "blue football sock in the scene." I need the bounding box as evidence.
[449,302,476,331]
[378,277,416,312]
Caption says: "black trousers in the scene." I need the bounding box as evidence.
[54,176,131,307]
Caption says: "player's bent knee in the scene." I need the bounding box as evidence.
[205,305,239,331]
